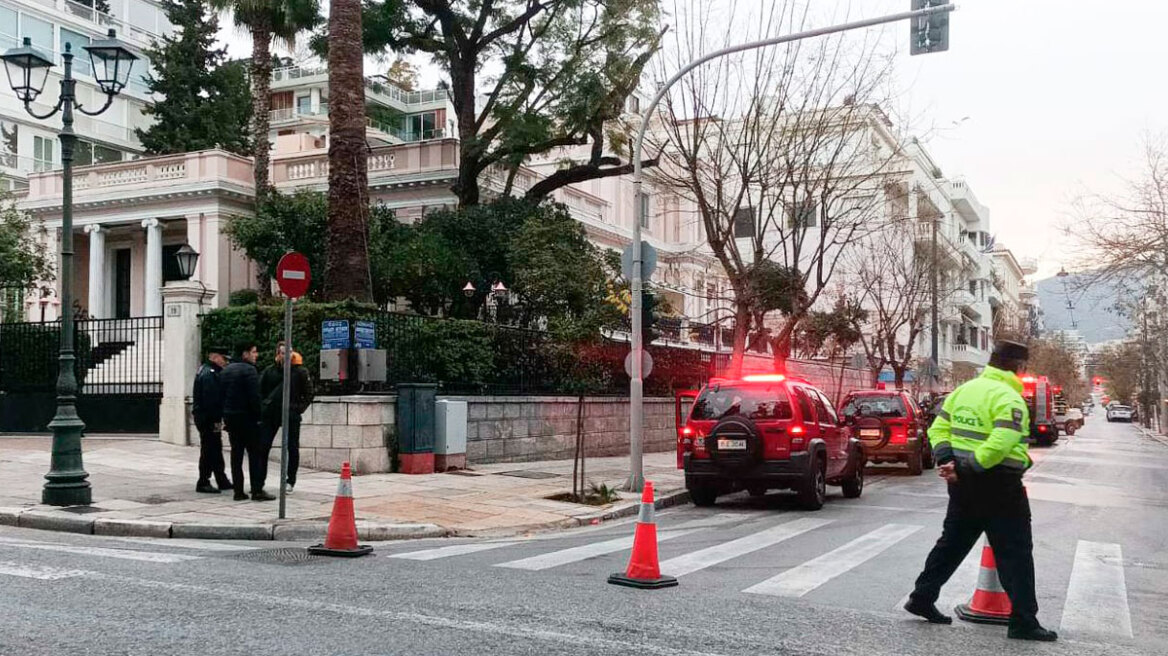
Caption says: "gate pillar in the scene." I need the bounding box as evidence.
[159,281,213,445]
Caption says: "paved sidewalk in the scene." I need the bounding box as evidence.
[0,436,685,539]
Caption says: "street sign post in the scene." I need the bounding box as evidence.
[275,252,310,520]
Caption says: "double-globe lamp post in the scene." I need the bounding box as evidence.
[2,31,137,506]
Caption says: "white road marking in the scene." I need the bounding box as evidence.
[391,541,520,561]
[744,524,922,597]
[0,537,202,563]
[1039,455,1168,471]
[658,517,833,577]
[1059,541,1133,639]
[494,529,700,571]
[0,561,89,580]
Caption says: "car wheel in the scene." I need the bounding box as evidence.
[689,484,718,507]
[922,442,936,470]
[747,486,768,498]
[908,448,923,476]
[798,456,826,511]
[1065,423,1076,436]
[841,457,864,499]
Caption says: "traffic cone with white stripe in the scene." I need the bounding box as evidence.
[955,542,1012,624]
[308,462,373,558]
[607,480,678,589]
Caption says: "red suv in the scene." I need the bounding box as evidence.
[676,374,865,510]
[838,390,934,475]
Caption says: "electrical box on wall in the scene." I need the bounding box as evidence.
[356,349,387,382]
[320,349,349,381]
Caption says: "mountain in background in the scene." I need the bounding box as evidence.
[1035,273,1130,344]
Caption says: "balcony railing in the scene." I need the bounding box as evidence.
[24,150,255,201]
[61,0,160,44]
[271,65,449,107]
[951,343,988,366]
[272,139,460,186]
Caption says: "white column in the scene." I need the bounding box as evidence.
[84,224,105,319]
[142,218,163,316]
[159,280,216,446]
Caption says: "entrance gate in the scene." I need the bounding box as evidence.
[0,317,163,433]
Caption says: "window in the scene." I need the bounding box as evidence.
[793,388,816,423]
[296,95,312,115]
[20,15,53,53]
[814,390,839,424]
[74,140,93,167]
[968,280,977,295]
[33,136,53,172]
[626,96,640,114]
[403,111,437,139]
[0,6,17,50]
[841,394,907,419]
[94,143,122,164]
[733,207,755,238]
[690,385,793,421]
[60,28,90,70]
[788,198,817,229]
[128,54,152,95]
[0,120,16,168]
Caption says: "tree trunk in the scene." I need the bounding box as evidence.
[249,21,273,201]
[727,303,751,379]
[450,55,482,207]
[322,0,372,301]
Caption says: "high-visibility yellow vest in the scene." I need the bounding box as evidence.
[929,365,1032,473]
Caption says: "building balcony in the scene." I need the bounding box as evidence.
[951,343,989,367]
[271,139,460,191]
[913,220,963,268]
[270,65,449,111]
[948,178,989,226]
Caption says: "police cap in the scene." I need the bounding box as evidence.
[992,340,1029,362]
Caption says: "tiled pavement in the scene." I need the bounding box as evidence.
[0,436,684,536]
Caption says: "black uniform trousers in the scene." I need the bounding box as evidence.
[911,470,1039,629]
[224,414,271,495]
[262,413,302,487]
[195,420,229,486]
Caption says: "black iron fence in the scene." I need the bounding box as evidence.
[0,317,163,432]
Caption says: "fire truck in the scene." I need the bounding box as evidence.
[1021,375,1059,446]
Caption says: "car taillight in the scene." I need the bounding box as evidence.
[889,425,908,444]
[788,424,806,449]
[1037,424,1048,433]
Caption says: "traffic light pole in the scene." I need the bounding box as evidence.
[626,3,957,492]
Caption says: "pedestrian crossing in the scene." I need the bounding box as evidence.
[371,513,1145,642]
[0,514,1149,643]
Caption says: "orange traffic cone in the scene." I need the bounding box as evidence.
[308,462,373,558]
[607,481,678,590]
[954,542,1012,624]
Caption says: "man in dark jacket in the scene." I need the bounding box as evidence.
[220,341,275,501]
[192,346,232,493]
[260,341,315,494]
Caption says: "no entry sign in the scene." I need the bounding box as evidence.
[276,252,311,299]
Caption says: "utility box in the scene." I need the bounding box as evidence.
[319,349,349,381]
[356,349,387,382]
[395,383,437,474]
[434,400,468,471]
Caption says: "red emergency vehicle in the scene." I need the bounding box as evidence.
[1021,375,1059,446]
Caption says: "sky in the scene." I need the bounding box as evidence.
[216,0,1168,280]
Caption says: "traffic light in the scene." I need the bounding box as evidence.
[910,0,950,55]
[1094,376,1103,386]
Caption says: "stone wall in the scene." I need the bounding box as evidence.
[296,396,395,474]
[445,396,677,464]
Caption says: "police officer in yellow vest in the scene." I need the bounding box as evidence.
[904,340,1058,642]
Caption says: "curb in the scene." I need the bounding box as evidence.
[449,488,691,538]
[0,506,448,542]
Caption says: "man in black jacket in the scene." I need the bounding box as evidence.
[192,346,232,493]
[260,341,315,494]
[220,341,275,501]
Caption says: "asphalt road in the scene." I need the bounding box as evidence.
[1,418,1166,656]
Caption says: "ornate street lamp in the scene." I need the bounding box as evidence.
[2,31,137,506]
[174,244,200,281]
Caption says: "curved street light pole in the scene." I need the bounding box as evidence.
[626,4,957,492]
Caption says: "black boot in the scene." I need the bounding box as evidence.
[251,490,276,501]
[215,477,233,491]
[904,598,953,624]
[1007,625,1058,642]
[233,490,249,501]
[196,481,220,494]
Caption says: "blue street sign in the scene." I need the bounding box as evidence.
[354,320,376,349]
[322,320,351,349]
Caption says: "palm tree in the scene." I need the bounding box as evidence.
[209,0,320,201]
[321,0,370,301]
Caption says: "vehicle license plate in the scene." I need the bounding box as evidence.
[718,439,747,450]
[859,429,881,438]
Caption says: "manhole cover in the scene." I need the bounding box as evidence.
[224,548,328,566]
[58,506,104,514]
[496,470,561,480]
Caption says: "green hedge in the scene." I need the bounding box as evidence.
[0,323,93,391]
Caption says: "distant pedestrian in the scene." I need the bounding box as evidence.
[220,341,275,501]
[904,340,1057,641]
[260,341,315,495]
[191,346,232,494]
